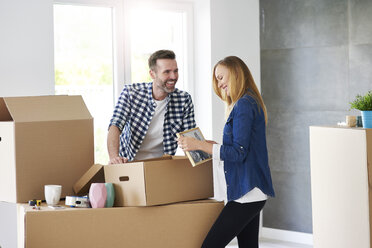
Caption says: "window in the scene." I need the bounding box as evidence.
[54,4,115,164]
[125,2,193,156]
[54,0,193,163]
[125,1,193,94]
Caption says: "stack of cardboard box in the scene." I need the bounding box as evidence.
[0,95,223,248]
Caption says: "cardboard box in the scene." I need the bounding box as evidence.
[17,200,224,248]
[74,156,214,206]
[0,95,94,203]
[310,126,372,248]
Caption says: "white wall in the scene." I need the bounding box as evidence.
[0,0,55,97]
[189,0,261,142]
[0,202,17,248]
[0,2,53,245]
[210,0,261,142]
[192,0,212,139]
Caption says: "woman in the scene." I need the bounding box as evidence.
[178,56,275,248]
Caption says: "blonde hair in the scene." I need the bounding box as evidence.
[212,56,268,124]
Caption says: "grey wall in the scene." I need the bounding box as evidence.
[210,0,261,143]
[260,0,372,233]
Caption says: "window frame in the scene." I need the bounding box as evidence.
[54,0,125,102]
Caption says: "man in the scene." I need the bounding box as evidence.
[107,50,196,164]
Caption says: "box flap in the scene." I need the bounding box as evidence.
[73,164,105,195]
[0,98,13,121]
[173,199,220,205]
[135,154,173,163]
[3,95,92,122]
[0,122,16,202]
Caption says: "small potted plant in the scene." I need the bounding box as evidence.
[350,90,372,128]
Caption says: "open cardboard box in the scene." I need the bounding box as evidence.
[74,156,214,207]
[0,95,94,203]
[14,199,223,248]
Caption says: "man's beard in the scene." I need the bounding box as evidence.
[157,79,177,93]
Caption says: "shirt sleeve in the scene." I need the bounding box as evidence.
[182,93,196,130]
[109,86,131,131]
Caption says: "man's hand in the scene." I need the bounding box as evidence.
[206,140,217,145]
[109,156,128,164]
[107,126,126,164]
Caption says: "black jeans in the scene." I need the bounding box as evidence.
[201,200,266,248]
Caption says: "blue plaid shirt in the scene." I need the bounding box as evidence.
[109,82,196,161]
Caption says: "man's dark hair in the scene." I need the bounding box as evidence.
[148,50,176,71]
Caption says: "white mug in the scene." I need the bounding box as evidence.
[44,185,62,206]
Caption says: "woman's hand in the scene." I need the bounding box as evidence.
[177,136,201,151]
[178,136,214,155]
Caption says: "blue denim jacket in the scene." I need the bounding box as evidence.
[220,94,275,201]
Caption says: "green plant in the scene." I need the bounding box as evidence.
[350,90,372,111]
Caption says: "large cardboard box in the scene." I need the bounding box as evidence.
[0,95,94,203]
[16,200,224,248]
[310,126,372,248]
[74,156,214,206]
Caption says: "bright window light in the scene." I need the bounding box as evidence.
[129,9,187,91]
[54,4,114,164]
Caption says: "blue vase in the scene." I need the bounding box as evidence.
[105,183,115,208]
[361,111,372,128]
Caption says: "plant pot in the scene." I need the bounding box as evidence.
[361,111,372,128]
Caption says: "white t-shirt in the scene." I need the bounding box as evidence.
[212,144,268,204]
[134,99,167,160]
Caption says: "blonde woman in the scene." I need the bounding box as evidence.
[178,56,275,248]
